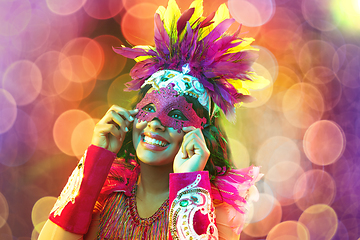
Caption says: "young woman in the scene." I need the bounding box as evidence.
[39,0,267,239]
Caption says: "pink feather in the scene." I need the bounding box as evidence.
[114,7,263,115]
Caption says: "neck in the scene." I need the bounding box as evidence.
[137,162,172,198]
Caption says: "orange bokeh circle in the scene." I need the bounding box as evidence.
[267,66,300,112]
[53,109,92,156]
[303,120,345,166]
[0,0,31,37]
[31,196,57,233]
[255,136,301,175]
[71,118,97,159]
[265,161,305,206]
[83,0,124,20]
[94,35,127,80]
[121,5,155,45]
[266,221,309,240]
[282,83,324,129]
[0,222,12,240]
[0,192,9,229]
[0,89,17,134]
[35,51,72,97]
[244,194,282,237]
[60,55,98,83]
[2,60,42,106]
[61,37,104,80]
[57,77,97,102]
[294,169,336,211]
[46,0,86,16]
[298,40,337,75]
[299,204,338,240]
[261,7,301,52]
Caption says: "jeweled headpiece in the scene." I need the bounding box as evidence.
[114,0,269,118]
[142,64,210,110]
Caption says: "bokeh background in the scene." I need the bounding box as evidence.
[0,0,360,239]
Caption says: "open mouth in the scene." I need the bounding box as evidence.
[141,133,170,148]
[143,135,169,147]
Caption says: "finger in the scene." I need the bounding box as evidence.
[109,105,138,122]
[182,126,196,134]
[98,106,122,124]
[96,123,121,139]
[115,108,135,122]
[182,129,204,147]
[109,110,128,132]
[129,108,139,116]
[183,128,205,142]
[184,139,196,158]
[182,134,203,158]
[181,131,197,158]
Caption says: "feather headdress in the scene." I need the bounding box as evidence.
[114,0,269,118]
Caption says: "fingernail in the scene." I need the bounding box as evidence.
[129,116,134,121]
[125,127,129,132]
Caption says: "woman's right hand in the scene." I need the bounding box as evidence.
[91,105,138,154]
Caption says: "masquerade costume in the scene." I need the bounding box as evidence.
[49,146,261,239]
[48,0,267,239]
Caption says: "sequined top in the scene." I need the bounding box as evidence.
[96,157,261,239]
[97,186,169,240]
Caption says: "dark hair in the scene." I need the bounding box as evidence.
[117,85,231,181]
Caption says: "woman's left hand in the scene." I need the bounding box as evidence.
[173,126,210,173]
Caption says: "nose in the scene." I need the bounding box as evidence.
[147,118,165,131]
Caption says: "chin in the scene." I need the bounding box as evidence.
[136,147,176,168]
[134,135,179,167]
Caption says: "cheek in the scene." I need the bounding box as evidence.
[132,119,147,148]
[169,129,185,147]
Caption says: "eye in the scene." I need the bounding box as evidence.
[168,109,188,121]
[142,103,156,112]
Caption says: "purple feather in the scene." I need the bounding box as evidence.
[177,8,195,36]
[223,50,258,63]
[202,18,235,45]
[113,46,149,59]
[235,93,255,103]
[230,24,242,38]
[198,76,214,91]
[130,60,159,81]
[208,61,253,77]
[124,79,145,91]
[154,13,170,55]
[125,62,160,91]
[180,22,194,58]
[199,11,215,28]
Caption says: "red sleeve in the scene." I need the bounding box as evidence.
[49,145,116,235]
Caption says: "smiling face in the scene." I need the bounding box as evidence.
[132,84,206,167]
[132,118,185,167]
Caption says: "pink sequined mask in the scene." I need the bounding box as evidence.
[135,84,207,132]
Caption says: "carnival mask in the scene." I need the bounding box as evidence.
[135,84,207,132]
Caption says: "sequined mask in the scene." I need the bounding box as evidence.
[135,84,207,132]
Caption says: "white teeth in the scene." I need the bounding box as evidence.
[144,136,167,147]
